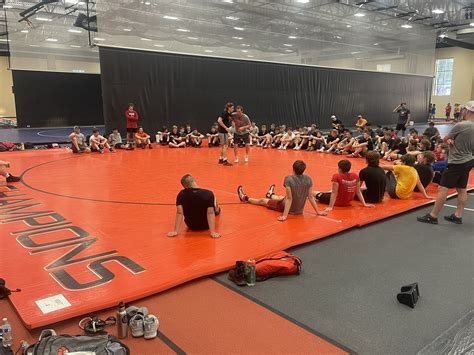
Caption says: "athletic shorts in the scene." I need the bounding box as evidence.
[234,133,250,145]
[218,133,229,146]
[127,127,138,133]
[114,143,123,149]
[395,123,406,131]
[266,199,285,212]
[439,160,473,189]
[315,192,331,205]
[71,145,88,154]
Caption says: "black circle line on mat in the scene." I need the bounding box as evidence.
[19,155,241,206]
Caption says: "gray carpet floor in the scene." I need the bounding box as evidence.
[215,194,474,354]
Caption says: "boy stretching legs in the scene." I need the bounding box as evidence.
[237,160,326,221]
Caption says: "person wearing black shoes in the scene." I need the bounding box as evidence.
[0,160,20,182]
[393,102,411,137]
[217,102,234,166]
[418,100,474,225]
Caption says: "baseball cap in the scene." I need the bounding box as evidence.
[331,115,336,119]
[465,101,474,112]
[73,125,80,130]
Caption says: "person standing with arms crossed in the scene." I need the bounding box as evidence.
[417,101,474,225]
[217,102,234,166]
[125,103,139,144]
[393,102,411,137]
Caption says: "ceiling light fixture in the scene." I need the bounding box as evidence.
[163,15,178,20]
[3,5,12,8]
[68,29,82,33]
[285,49,292,52]
[247,55,254,58]
[204,49,214,52]
[29,44,40,47]
[70,45,81,48]
[283,43,293,46]
[154,44,164,47]
[288,35,297,39]
[401,24,413,28]
[45,38,58,42]
[346,24,352,28]
[123,28,132,32]
[232,36,243,40]
[432,9,444,14]
[296,0,310,3]
[36,17,52,21]
[140,37,152,41]
[93,37,105,41]
[0,39,11,42]
[233,26,244,31]
[187,36,198,40]
[226,16,239,20]
[373,42,379,45]
[354,13,365,17]
[242,50,248,52]
[470,22,474,27]
[438,34,447,38]
[21,30,29,33]
[177,28,190,32]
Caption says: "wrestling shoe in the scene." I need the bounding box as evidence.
[223,160,232,166]
[129,314,145,337]
[148,144,153,149]
[218,158,223,164]
[143,315,159,340]
[237,186,249,202]
[244,155,248,162]
[417,213,438,225]
[6,175,21,183]
[234,158,239,163]
[265,184,275,199]
[444,214,462,224]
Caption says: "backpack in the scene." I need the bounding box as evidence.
[25,332,129,355]
[256,251,302,281]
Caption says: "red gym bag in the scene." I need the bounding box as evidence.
[255,251,302,281]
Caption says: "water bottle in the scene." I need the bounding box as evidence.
[245,259,256,287]
[1,318,12,348]
[116,302,128,339]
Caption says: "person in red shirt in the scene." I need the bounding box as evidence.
[445,103,452,121]
[125,103,139,143]
[135,127,152,149]
[313,159,374,212]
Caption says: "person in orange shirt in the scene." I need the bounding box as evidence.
[135,127,152,149]
[355,115,368,132]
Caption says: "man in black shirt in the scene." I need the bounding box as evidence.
[358,151,386,203]
[350,131,374,157]
[217,102,234,166]
[168,175,221,238]
[414,151,435,191]
[393,102,411,136]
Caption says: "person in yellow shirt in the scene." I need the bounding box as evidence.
[356,115,368,132]
[381,154,432,200]
[453,103,461,121]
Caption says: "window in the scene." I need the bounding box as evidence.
[376,64,391,72]
[434,58,454,96]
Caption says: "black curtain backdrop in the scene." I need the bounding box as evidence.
[99,46,433,135]
[13,70,103,128]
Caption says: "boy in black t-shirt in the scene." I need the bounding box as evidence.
[414,151,435,190]
[168,175,221,238]
[169,126,186,148]
[350,131,374,157]
[358,151,386,203]
[207,125,220,147]
[217,102,234,165]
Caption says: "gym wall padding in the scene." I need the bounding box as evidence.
[12,70,103,128]
[99,46,433,134]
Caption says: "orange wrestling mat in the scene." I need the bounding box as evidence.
[1,148,472,328]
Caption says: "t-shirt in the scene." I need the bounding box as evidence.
[423,127,439,138]
[218,111,232,133]
[393,142,408,155]
[393,165,418,199]
[232,112,251,133]
[89,134,105,144]
[397,108,411,125]
[71,132,87,148]
[359,166,386,203]
[283,174,313,215]
[169,132,180,143]
[136,132,148,138]
[176,188,215,230]
[432,160,448,172]
[357,137,374,150]
[414,163,434,188]
[327,135,338,143]
[332,173,359,207]
[446,121,474,164]
[125,110,138,128]
[108,132,122,146]
[283,132,295,140]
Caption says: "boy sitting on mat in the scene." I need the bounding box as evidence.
[69,126,91,154]
[237,160,326,221]
[381,154,432,200]
[168,175,221,239]
[313,159,374,212]
[90,129,114,153]
[135,127,152,149]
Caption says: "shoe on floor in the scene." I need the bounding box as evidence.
[6,175,21,183]
[417,213,438,225]
[144,314,159,339]
[129,314,145,337]
[218,159,223,164]
[234,158,239,163]
[244,155,248,162]
[222,160,232,166]
[237,186,249,202]
[265,184,275,199]
[444,214,462,224]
